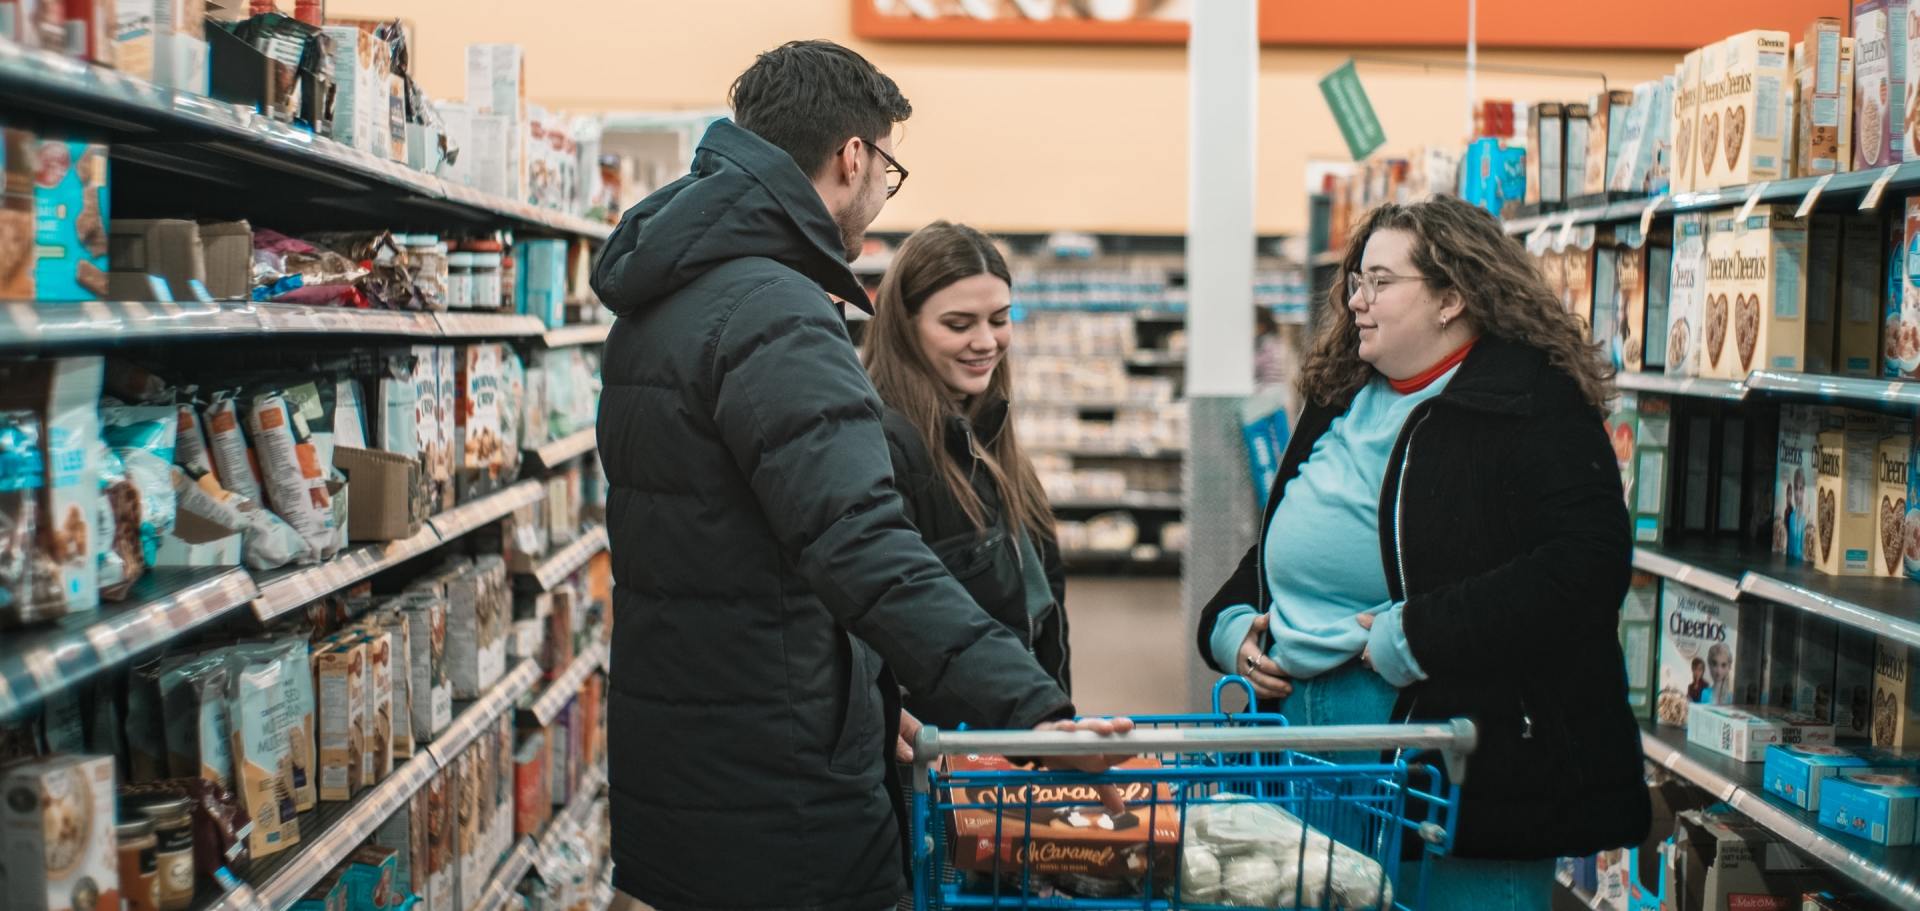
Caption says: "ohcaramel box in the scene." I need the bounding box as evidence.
[1876,423,1914,577]
[1856,1,1909,170]
[1703,206,1809,379]
[943,754,1181,879]
[1814,414,1886,576]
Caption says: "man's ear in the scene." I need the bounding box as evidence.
[828,137,863,188]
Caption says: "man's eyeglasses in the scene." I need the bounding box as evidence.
[1347,271,1424,305]
[869,142,908,199]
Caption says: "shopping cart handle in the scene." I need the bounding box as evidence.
[913,719,1478,785]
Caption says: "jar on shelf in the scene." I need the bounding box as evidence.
[447,252,477,310]
[128,794,195,911]
[468,240,505,311]
[117,816,159,911]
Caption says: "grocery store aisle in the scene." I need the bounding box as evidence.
[1063,575,1192,716]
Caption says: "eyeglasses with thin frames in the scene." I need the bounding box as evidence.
[1347,271,1424,305]
[868,141,908,199]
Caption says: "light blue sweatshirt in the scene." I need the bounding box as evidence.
[1209,368,1461,688]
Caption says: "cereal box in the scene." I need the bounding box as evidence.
[315,640,368,801]
[1892,197,1920,380]
[1563,234,1596,330]
[1775,404,1819,560]
[1805,215,1841,374]
[1666,212,1709,377]
[1621,572,1659,715]
[1874,638,1920,749]
[1535,102,1566,206]
[0,755,119,911]
[455,344,505,500]
[1703,205,1808,379]
[1633,395,1672,544]
[434,346,456,510]
[1656,581,1763,727]
[1856,1,1909,170]
[1876,422,1914,578]
[1907,423,1920,581]
[1694,31,1792,190]
[1794,615,1840,724]
[1814,413,1885,576]
[32,139,109,301]
[1839,213,1887,378]
[1819,769,1920,845]
[1800,19,1849,177]
[1671,54,1702,196]
[1615,240,1650,373]
[1838,625,1881,739]
[1585,91,1634,196]
[1686,703,1835,762]
[1765,743,1920,810]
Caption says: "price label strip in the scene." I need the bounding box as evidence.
[1639,195,1667,235]
[1794,174,1836,219]
[1862,165,1901,210]
[1736,182,1772,221]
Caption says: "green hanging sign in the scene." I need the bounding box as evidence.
[1320,59,1385,161]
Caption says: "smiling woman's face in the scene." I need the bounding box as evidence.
[1350,229,1465,380]
[915,273,1012,399]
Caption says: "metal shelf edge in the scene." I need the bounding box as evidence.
[541,323,612,348]
[531,430,597,468]
[532,526,609,592]
[473,839,539,911]
[1738,575,1920,651]
[529,646,604,726]
[426,661,542,768]
[1629,548,1744,602]
[253,526,442,621]
[257,748,440,909]
[427,481,548,540]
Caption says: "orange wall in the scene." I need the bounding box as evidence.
[342,1,1684,235]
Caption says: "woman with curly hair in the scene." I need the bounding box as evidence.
[1194,194,1649,908]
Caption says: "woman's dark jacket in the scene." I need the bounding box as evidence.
[1195,336,1652,860]
[880,400,1071,719]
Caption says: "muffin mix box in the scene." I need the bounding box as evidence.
[1892,197,1920,380]
[1703,206,1808,380]
[1693,31,1792,190]
[0,754,119,911]
[1666,212,1710,377]
[1875,422,1913,578]
[1854,1,1909,171]
[1814,413,1885,576]
[1818,769,1920,845]
[1874,638,1920,750]
[1656,581,1763,727]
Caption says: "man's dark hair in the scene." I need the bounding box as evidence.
[729,40,912,179]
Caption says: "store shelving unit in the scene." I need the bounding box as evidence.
[525,643,611,728]
[529,428,600,470]
[522,527,611,594]
[543,322,613,349]
[472,840,539,911]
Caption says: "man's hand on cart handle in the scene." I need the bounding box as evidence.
[896,709,922,764]
[1236,613,1293,700]
[1035,716,1137,815]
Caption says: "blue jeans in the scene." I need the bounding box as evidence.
[1275,663,1554,911]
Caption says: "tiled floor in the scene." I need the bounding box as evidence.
[1062,575,1193,716]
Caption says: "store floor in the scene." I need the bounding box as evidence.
[1063,575,1190,716]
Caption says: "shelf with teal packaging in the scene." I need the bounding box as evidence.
[522,526,610,593]
[1631,541,1920,650]
[542,322,613,348]
[0,37,612,241]
[1615,371,1749,402]
[254,480,547,621]
[1501,164,1920,237]
[0,566,258,723]
[0,301,569,351]
[1616,369,1920,412]
[198,659,543,911]
[433,312,549,339]
[534,763,609,883]
[525,641,610,727]
[528,428,599,470]
[1638,720,1920,906]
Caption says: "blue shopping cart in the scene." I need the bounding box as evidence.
[909,678,1476,911]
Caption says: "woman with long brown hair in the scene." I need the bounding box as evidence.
[1195,195,1649,908]
[865,221,1070,748]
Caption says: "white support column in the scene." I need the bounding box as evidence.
[1183,0,1260,711]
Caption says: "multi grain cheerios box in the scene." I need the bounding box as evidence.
[1873,637,1920,750]
[1695,31,1793,191]
[1814,412,1886,576]
[1704,205,1808,380]
[1656,581,1763,728]
[1875,421,1914,578]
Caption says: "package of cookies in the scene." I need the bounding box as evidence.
[31,139,110,302]
[1855,1,1909,170]
[1656,580,1764,727]
[1876,422,1913,578]
[1875,638,1920,749]
[1666,212,1711,377]
[0,754,120,911]
[1671,53,1702,195]
[1814,412,1886,576]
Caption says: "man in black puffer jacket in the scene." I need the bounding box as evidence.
[593,41,1122,911]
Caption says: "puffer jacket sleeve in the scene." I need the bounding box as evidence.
[710,279,1074,730]
[1399,406,1633,679]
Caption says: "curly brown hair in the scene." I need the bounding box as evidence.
[1300,195,1616,413]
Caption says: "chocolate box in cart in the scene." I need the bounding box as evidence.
[941,753,1181,880]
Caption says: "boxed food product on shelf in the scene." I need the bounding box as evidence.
[1776,405,1819,559]
[1875,422,1913,577]
[427,766,454,911]
[1817,769,1920,845]
[1674,807,1835,906]
[1793,615,1840,722]
[1534,102,1566,207]
[1621,573,1659,714]
[1893,199,1920,380]
[1765,743,1872,810]
[150,0,207,94]
[374,786,431,911]
[1565,102,1592,204]
[32,138,110,301]
[1797,19,1850,178]
[1835,625,1880,739]
[1875,638,1920,749]
[369,611,415,760]
[322,24,390,158]
[1707,31,1793,189]
[293,870,347,911]
[1839,213,1887,378]
[341,844,398,911]
[1687,703,1835,761]
[1666,213,1710,377]
[1705,206,1808,379]
[398,591,452,739]
[1657,581,1763,727]
[1813,412,1885,576]
[0,357,103,621]
[1613,239,1651,373]
[351,627,396,784]
[1804,216,1841,375]
[455,344,507,500]
[156,653,232,788]
[315,638,368,801]
[0,754,120,911]
[1855,1,1909,170]
[1909,422,1920,582]
[334,446,427,542]
[1583,90,1633,197]
[107,219,204,301]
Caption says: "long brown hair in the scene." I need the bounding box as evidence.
[1301,195,1616,412]
[864,222,1053,542]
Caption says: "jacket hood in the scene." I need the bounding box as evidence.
[590,119,871,317]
